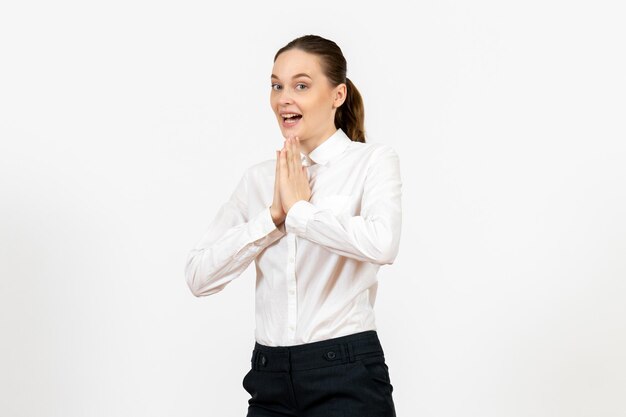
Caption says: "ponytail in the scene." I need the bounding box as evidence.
[335,77,365,143]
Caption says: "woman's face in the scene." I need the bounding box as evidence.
[270,49,346,148]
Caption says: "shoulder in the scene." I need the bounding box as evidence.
[349,140,400,164]
[370,142,399,158]
[352,142,401,182]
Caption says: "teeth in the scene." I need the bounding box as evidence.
[282,113,301,118]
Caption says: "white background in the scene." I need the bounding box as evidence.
[1,1,625,416]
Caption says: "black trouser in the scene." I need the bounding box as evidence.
[242,330,396,417]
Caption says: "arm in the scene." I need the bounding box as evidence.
[184,168,286,297]
[284,145,402,265]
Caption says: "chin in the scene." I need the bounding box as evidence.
[280,126,303,138]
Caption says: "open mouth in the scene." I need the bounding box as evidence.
[282,113,303,126]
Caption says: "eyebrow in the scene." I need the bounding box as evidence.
[271,73,312,80]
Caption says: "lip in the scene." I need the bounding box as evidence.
[279,111,302,116]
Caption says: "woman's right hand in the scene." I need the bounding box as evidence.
[270,147,287,227]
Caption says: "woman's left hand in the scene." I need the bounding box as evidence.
[279,135,312,214]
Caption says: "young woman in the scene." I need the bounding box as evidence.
[185,34,402,417]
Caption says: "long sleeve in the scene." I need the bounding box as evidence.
[284,145,402,265]
[185,168,286,297]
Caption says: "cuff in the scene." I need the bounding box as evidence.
[285,200,318,236]
[250,206,286,246]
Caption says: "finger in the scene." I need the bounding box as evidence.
[289,137,299,177]
[274,150,280,201]
[295,139,303,174]
[293,136,301,170]
[285,136,291,176]
[279,147,288,179]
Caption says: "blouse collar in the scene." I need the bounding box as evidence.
[300,128,351,167]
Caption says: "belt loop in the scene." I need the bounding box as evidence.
[252,350,259,371]
[347,342,355,363]
[340,343,348,364]
[286,348,291,372]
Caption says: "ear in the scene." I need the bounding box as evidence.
[332,83,347,109]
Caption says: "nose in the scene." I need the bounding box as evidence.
[277,88,294,106]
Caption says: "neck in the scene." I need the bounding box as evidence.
[301,126,338,155]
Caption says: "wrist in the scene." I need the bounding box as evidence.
[270,206,285,227]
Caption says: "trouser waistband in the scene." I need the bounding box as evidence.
[250,330,384,372]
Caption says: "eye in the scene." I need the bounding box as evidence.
[271,83,282,91]
[296,83,308,90]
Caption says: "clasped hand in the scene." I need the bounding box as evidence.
[270,135,312,226]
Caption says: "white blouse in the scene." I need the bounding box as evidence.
[185,127,402,346]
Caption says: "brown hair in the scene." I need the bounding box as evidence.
[274,34,366,143]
